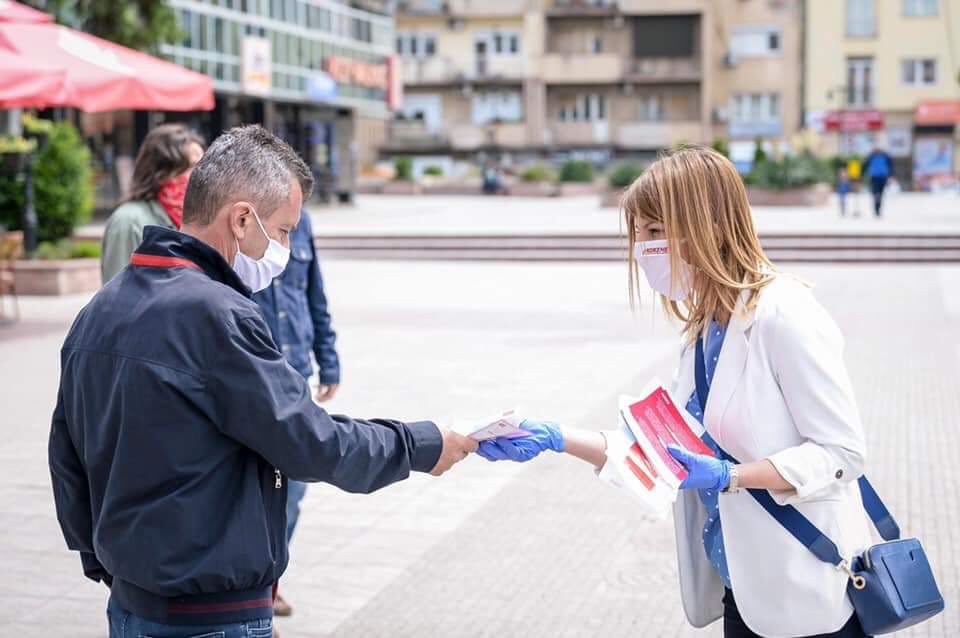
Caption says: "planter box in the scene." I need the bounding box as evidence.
[380,181,422,195]
[14,258,100,295]
[600,187,625,208]
[556,182,600,197]
[748,184,831,207]
[509,182,557,197]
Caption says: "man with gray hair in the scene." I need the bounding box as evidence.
[48,125,476,637]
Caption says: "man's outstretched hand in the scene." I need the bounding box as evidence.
[430,429,479,476]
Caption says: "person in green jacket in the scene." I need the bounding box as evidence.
[100,124,205,283]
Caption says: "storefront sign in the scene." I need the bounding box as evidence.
[387,54,403,111]
[913,138,955,191]
[241,37,271,96]
[915,100,960,126]
[326,56,387,90]
[823,110,884,132]
[307,72,337,102]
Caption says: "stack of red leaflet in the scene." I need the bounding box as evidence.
[598,380,715,519]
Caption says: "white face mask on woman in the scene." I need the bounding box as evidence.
[633,239,694,301]
[232,207,290,293]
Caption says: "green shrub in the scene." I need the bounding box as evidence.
[0,119,94,243]
[711,137,730,159]
[34,239,101,260]
[520,165,552,183]
[423,165,443,177]
[558,159,594,183]
[747,152,832,191]
[394,156,413,181]
[608,162,643,189]
[752,137,768,165]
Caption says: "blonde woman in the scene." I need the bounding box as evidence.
[481,148,873,638]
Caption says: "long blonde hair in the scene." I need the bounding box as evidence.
[623,147,776,343]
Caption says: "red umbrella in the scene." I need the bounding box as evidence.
[0,0,53,23]
[0,21,214,112]
[0,54,66,108]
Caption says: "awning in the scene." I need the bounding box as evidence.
[915,100,960,126]
[0,55,66,108]
[0,7,214,112]
[0,0,53,23]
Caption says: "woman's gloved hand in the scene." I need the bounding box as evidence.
[667,445,733,491]
[476,420,564,462]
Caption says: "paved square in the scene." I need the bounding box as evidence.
[1,260,957,636]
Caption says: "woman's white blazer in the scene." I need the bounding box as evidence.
[671,274,873,637]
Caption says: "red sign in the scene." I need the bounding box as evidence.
[915,100,960,126]
[387,54,403,111]
[326,56,387,90]
[823,110,884,132]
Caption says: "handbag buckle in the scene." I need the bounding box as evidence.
[839,560,867,590]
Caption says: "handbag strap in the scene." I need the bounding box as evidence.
[693,336,900,568]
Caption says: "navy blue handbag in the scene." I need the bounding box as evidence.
[695,338,944,635]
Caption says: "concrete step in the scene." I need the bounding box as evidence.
[313,234,960,263]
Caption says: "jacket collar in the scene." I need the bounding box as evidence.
[136,225,252,298]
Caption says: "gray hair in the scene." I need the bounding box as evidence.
[182,125,313,226]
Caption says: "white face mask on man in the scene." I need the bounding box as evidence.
[633,239,694,301]
[232,207,290,293]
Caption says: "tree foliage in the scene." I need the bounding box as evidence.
[24,0,180,52]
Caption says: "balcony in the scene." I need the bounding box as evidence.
[616,120,704,149]
[383,120,449,151]
[402,57,461,86]
[395,0,449,15]
[540,53,624,84]
[624,57,702,83]
[549,121,612,146]
[449,122,529,150]
[617,0,706,14]
[398,0,525,17]
[547,0,621,17]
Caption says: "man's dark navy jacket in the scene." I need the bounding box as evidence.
[48,226,442,625]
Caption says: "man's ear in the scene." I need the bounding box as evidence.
[227,202,252,241]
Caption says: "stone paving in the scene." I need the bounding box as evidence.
[1,260,958,636]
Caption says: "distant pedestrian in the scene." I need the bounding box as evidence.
[100,124,204,283]
[864,147,894,218]
[845,157,862,217]
[252,211,340,619]
[836,167,851,217]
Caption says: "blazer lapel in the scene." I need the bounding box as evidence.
[704,290,757,438]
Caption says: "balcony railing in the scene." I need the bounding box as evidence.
[616,120,703,148]
[539,53,623,83]
[547,0,620,17]
[625,57,702,83]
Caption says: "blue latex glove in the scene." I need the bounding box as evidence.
[476,420,564,463]
[667,445,733,491]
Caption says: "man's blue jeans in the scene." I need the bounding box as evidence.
[286,478,308,544]
[108,598,273,637]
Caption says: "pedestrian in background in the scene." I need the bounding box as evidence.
[836,167,851,217]
[252,211,340,619]
[100,124,204,283]
[864,147,894,218]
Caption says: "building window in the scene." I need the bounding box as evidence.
[902,58,938,85]
[638,95,664,121]
[846,57,874,106]
[731,93,780,122]
[730,26,782,58]
[471,91,523,125]
[846,0,876,37]
[903,0,938,16]
[397,32,437,59]
[558,94,607,122]
[590,34,603,53]
[475,31,521,58]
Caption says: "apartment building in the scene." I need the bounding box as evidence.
[805,0,960,188]
[385,0,805,174]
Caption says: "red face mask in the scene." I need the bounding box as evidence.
[156,171,191,229]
